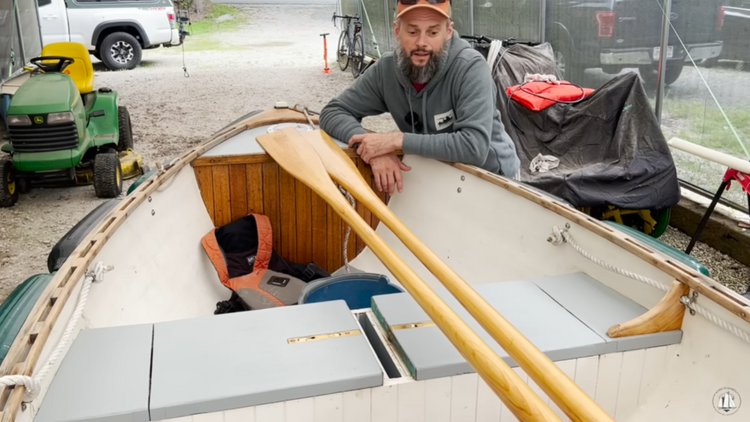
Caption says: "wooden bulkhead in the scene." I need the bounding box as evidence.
[191,148,394,274]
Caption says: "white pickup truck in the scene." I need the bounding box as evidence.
[36,0,184,70]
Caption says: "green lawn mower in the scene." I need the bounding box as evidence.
[0,41,145,207]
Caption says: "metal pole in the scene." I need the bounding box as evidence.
[384,0,391,51]
[654,0,672,124]
[539,0,546,43]
[15,4,27,67]
[469,0,474,36]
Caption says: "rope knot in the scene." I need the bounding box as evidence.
[86,262,114,284]
[0,376,40,402]
[547,224,569,245]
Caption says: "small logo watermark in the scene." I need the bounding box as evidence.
[714,387,741,415]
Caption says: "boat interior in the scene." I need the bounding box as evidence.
[8,107,750,422]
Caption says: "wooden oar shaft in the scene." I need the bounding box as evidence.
[299,130,615,422]
[256,128,562,422]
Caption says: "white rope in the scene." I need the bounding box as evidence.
[685,297,750,344]
[549,226,668,293]
[0,262,112,403]
[337,185,355,273]
[549,225,750,345]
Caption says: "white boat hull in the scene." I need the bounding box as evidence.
[2,108,749,422]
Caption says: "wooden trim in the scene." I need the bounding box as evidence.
[607,280,690,338]
[451,162,750,327]
[192,154,272,167]
[191,148,404,167]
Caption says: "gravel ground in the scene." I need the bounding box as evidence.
[0,3,748,304]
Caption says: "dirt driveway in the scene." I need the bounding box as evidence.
[0,3,748,304]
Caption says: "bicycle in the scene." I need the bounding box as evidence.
[332,13,365,78]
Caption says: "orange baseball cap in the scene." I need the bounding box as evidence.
[396,0,451,19]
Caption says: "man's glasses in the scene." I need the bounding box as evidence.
[398,0,448,4]
[405,112,423,133]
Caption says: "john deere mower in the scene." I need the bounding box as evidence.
[0,42,144,207]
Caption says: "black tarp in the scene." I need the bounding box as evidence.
[486,42,681,211]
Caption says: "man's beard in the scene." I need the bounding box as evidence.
[396,38,451,84]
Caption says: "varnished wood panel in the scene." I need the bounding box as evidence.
[279,169,297,263]
[194,166,214,223]
[229,164,247,222]
[212,166,231,226]
[194,156,390,274]
[262,162,281,250]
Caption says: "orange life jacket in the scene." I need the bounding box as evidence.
[201,213,329,312]
[506,81,595,111]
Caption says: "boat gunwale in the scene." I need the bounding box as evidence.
[1,106,748,422]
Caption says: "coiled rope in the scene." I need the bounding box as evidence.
[0,262,113,402]
[549,225,750,345]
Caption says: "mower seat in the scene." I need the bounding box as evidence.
[40,42,94,95]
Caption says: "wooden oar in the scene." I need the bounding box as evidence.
[256,127,562,422]
[299,129,616,422]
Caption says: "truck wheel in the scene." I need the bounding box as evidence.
[100,32,142,71]
[117,106,134,151]
[639,63,684,90]
[0,159,19,207]
[93,153,123,198]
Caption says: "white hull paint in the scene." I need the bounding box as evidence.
[4,110,750,422]
[150,346,682,422]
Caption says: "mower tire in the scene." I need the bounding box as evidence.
[117,106,134,152]
[0,160,18,207]
[93,153,122,198]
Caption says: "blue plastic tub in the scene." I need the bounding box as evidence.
[298,273,404,310]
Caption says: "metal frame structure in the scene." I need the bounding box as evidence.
[2,0,44,85]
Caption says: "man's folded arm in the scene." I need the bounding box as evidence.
[319,63,389,143]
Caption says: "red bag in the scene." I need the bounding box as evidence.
[506,81,594,111]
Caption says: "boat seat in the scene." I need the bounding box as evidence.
[371,272,683,380]
[33,300,384,422]
[39,42,94,95]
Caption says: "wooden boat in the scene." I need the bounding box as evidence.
[1,105,749,422]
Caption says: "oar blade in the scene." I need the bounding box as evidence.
[255,127,341,202]
[301,130,368,185]
[301,130,387,209]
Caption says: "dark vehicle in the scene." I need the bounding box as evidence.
[713,4,750,63]
[545,0,725,88]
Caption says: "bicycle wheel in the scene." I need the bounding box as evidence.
[350,32,365,78]
[337,30,350,71]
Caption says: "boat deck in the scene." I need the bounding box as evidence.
[33,272,682,422]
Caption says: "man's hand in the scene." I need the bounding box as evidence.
[348,132,403,163]
[369,153,411,195]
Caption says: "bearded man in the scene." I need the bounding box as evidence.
[318,0,520,195]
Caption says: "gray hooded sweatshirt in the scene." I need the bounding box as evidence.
[319,31,520,177]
